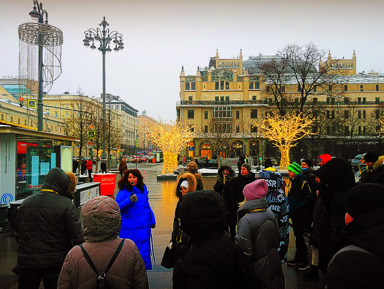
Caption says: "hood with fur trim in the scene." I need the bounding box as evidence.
[176,172,197,199]
[216,165,236,183]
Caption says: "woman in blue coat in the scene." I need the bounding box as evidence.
[116,169,156,270]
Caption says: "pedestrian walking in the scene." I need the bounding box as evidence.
[86,159,93,182]
[57,196,149,289]
[81,158,86,175]
[100,159,107,173]
[325,183,384,289]
[236,179,285,288]
[227,163,256,240]
[15,168,84,289]
[118,158,128,178]
[259,169,290,263]
[116,169,156,270]
[286,162,313,269]
[237,155,245,175]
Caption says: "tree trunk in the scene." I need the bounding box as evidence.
[162,152,178,174]
[279,146,291,171]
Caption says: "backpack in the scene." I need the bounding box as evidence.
[79,239,125,289]
[233,244,261,289]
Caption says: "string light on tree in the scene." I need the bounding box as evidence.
[255,113,314,170]
[139,119,193,174]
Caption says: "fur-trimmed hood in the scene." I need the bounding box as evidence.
[176,172,197,199]
[216,165,236,183]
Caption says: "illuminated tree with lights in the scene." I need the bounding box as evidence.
[256,113,314,170]
[139,119,193,174]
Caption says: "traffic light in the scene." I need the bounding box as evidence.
[18,97,24,107]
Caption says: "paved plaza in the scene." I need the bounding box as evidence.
[0,162,325,289]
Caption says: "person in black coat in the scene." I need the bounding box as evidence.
[313,158,355,272]
[15,168,84,289]
[174,190,239,289]
[227,163,255,240]
[214,165,236,233]
[100,160,107,173]
[325,183,384,289]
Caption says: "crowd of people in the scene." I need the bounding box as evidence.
[13,151,384,288]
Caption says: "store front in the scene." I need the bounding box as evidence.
[0,125,78,203]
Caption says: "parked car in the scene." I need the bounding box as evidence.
[198,158,218,169]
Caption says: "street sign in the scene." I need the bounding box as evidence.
[88,131,95,138]
[27,100,36,108]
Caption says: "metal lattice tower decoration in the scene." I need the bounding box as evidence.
[18,0,63,131]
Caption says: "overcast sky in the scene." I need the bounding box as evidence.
[1,0,384,121]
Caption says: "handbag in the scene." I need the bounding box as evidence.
[161,241,178,269]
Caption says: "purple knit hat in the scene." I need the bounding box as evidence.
[243,179,268,200]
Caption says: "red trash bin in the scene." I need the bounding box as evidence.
[93,173,117,199]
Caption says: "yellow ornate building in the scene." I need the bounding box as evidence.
[177,50,384,161]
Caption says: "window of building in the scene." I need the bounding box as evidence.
[190,127,194,132]
[24,120,27,125]
[344,85,348,91]
[344,111,349,119]
[358,97,361,104]
[10,116,13,122]
[186,82,190,90]
[215,96,219,102]
[363,110,366,119]
[187,110,194,119]
[204,126,208,133]
[191,82,196,90]
[226,96,229,102]
[250,109,257,119]
[345,126,349,135]
[363,97,366,104]
[329,85,333,91]
[215,81,229,90]
[236,111,240,119]
[215,82,219,90]
[212,107,232,118]
[204,111,208,119]
[376,97,380,104]
[252,95,256,101]
[327,126,331,134]
[249,82,254,90]
[251,125,257,133]
[188,96,193,103]
[376,110,380,119]
[376,84,380,91]
[313,98,318,104]
[220,96,224,102]
[344,97,349,104]
[360,84,364,91]
[213,122,232,133]
[1,114,3,120]
[18,118,20,124]
[358,111,361,119]
[236,125,240,133]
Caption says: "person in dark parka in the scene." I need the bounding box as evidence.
[325,183,384,289]
[173,190,239,289]
[213,165,236,232]
[314,158,355,272]
[15,168,84,289]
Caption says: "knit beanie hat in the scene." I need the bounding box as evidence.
[364,152,379,163]
[288,162,301,175]
[318,154,332,165]
[345,183,384,219]
[241,163,251,173]
[243,179,268,200]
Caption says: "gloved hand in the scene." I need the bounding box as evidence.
[151,224,156,228]
[130,194,138,203]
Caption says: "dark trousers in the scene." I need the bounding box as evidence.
[291,216,308,260]
[18,266,62,289]
[88,169,93,182]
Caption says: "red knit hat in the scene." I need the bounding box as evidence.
[243,179,268,200]
[318,154,332,165]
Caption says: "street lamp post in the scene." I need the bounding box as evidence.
[83,17,124,160]
[28,0,48,131]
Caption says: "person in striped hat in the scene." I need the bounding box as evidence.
[286,162,313,269]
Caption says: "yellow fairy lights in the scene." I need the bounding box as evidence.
[139,119,194,174]
[256,113,314,170]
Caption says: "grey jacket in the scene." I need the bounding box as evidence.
[235,199,284,289]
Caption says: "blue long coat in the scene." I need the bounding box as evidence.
[116,184,156,269]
